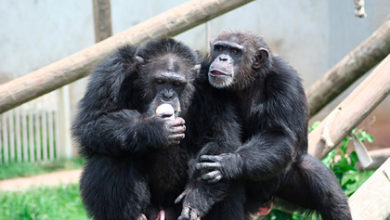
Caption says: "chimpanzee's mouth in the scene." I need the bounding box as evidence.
[209,70,232,77]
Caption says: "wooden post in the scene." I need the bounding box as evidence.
[308,55,390,159]
[56,0,114,159]
[0,0,254,113]
[307,18,390,117]
[92,0,112,42]
[56,87,73,158]
[349,158,390,220]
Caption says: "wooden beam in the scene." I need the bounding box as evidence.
[308,55,390,159]
[356,148,390,170]
[92,0,113,42]
[349,158,390,220]
[307,18,390,117]
[0,0,254,113]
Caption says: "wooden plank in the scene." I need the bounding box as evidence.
[54,109,60,159]
[0,115,4,164]
[92,0,112,42]
[28,110,35,162]
[8,111,15,162]
[34,112,41,161]
[48,110,54,160]
[349,158,390,220]
[309,55,390,158]
[57,86,73,158]
[2,113,8,164]
[21,109,28,162]
[15,108,22,162]
[307,18,390,117]
[0,0,254,113]
[42,111,48,161]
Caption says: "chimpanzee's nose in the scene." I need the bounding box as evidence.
[219,56,228,62]
[163,90,174,100]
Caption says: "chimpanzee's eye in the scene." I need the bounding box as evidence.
[215,45,223,52]
[156,79,164,84]
[231,49,239,54]
[174,81,182,86]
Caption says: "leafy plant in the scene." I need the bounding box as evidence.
[322,129,374,196]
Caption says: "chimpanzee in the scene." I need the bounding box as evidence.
[178,32,352,220]
[72,38,242,220]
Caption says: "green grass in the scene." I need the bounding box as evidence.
[0,184,89,220]
[0,158,85,180]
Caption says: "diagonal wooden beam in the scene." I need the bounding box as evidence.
[349,158,390,220]
[308,54,390,159]
[307,18,390,117]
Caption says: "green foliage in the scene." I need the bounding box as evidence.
[0,184,89,220]
[321,129,374,196]
[0,157,85,180]
[265,209,321,220]
[308,121,321,132]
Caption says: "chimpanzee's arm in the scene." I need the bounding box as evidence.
[73,45,183,157]
[73,109,177,156]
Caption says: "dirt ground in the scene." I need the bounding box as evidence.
[0,169,82,191]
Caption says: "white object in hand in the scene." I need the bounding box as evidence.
[156,104,175,119]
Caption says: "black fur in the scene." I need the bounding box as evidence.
[180,32,352,220]
[72,39,242,220]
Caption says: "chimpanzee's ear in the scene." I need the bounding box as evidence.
[193,64,201,77]
[253,47,269,69]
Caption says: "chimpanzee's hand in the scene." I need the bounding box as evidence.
[175,190,201,220]
[177,206,200,220]
[162,117,186,146]
[195,153,243,183]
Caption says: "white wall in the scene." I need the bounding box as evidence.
[1,0,389,86]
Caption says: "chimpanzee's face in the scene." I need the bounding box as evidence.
[208,32,270,90]
[142,54,198,117]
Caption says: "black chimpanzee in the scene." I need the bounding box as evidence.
[178,32,352,220]
[72,38,242,220]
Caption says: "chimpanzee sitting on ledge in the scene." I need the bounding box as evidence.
[178,32,352,220]
[73,38,243,220]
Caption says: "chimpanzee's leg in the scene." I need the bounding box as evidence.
[277,154,352,220]
[80,156,151,220]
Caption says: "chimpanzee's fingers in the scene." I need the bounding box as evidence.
[199,155,221,162]
[201,170,222,183]
[195,162,221,170]
[170,124,186,133]
[169,117,185,126]
[175,191,186,204]
[137,214,147,220]
[169,133,185,141]
[190,209,199,220]
[178,207,190,220]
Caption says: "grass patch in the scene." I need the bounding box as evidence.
[0,158,85,180]
[0,184,89,220]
